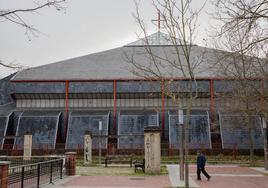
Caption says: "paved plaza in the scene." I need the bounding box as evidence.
[45,165,268,188]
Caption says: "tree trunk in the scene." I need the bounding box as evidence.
[184,108,190,188]
[184,80,193,188]
[248,126,254,165]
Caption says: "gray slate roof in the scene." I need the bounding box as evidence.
[126,32,177,46]
[12,32,223,81]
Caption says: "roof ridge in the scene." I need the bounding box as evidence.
[124,32,177,47]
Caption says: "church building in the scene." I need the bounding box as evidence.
[0,32,266,154]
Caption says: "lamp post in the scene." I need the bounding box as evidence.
[99,121,102,166]
[262,117,268,171]
[178,109,184,180]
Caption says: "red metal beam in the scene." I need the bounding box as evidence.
[161,81,165,134]
[113,80,117,131]
[11,77,268,83]
[65,80,69,141]
[210,79,215,114]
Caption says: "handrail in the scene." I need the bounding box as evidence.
[7,157,65,188]
[0,155,64,159]
[8,158,64,170]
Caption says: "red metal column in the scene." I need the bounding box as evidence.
[210,79,215,114]
[161,81,165,134]
[260,79,265,112]
[113,80,117,130]
[65,80,69,140]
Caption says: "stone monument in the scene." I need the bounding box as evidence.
[144,126,161,174]
[84,131,92,165]
[23,132,32,160]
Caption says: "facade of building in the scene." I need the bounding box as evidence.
[0,32,266,153]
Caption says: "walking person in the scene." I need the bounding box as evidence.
[197,151,211,181]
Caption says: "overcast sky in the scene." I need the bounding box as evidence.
[0,0,214,78]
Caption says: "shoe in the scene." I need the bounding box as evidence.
[207,176,211,181]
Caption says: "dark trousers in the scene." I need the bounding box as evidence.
[197,167,210,180]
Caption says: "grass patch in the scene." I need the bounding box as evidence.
[76,154,265,169]
[78,166,168,176]
[77,164,168,176]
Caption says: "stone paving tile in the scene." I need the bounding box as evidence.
[64,176,171,188]
[189,165,262,175]
[189,165,268,188]
[167,165,199,187]
[250,167,268,174]
[191,175,268,188]
[44,165,268,188]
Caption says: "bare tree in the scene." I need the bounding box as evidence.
[0,0,66,70]
[211,3,267,163]
[211,0,268,54]
[126,0,206,186]
[210,0,268,113]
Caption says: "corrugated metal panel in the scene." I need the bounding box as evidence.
[13,82,65,93]
[117,81,160,93]
[16,97,211,108]
[69,82,113,93]
[170,81,210,93]
[16,99,65,108]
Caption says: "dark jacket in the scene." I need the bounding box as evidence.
[197,154,206,168]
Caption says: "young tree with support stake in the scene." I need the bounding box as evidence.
[128,0,206,187]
